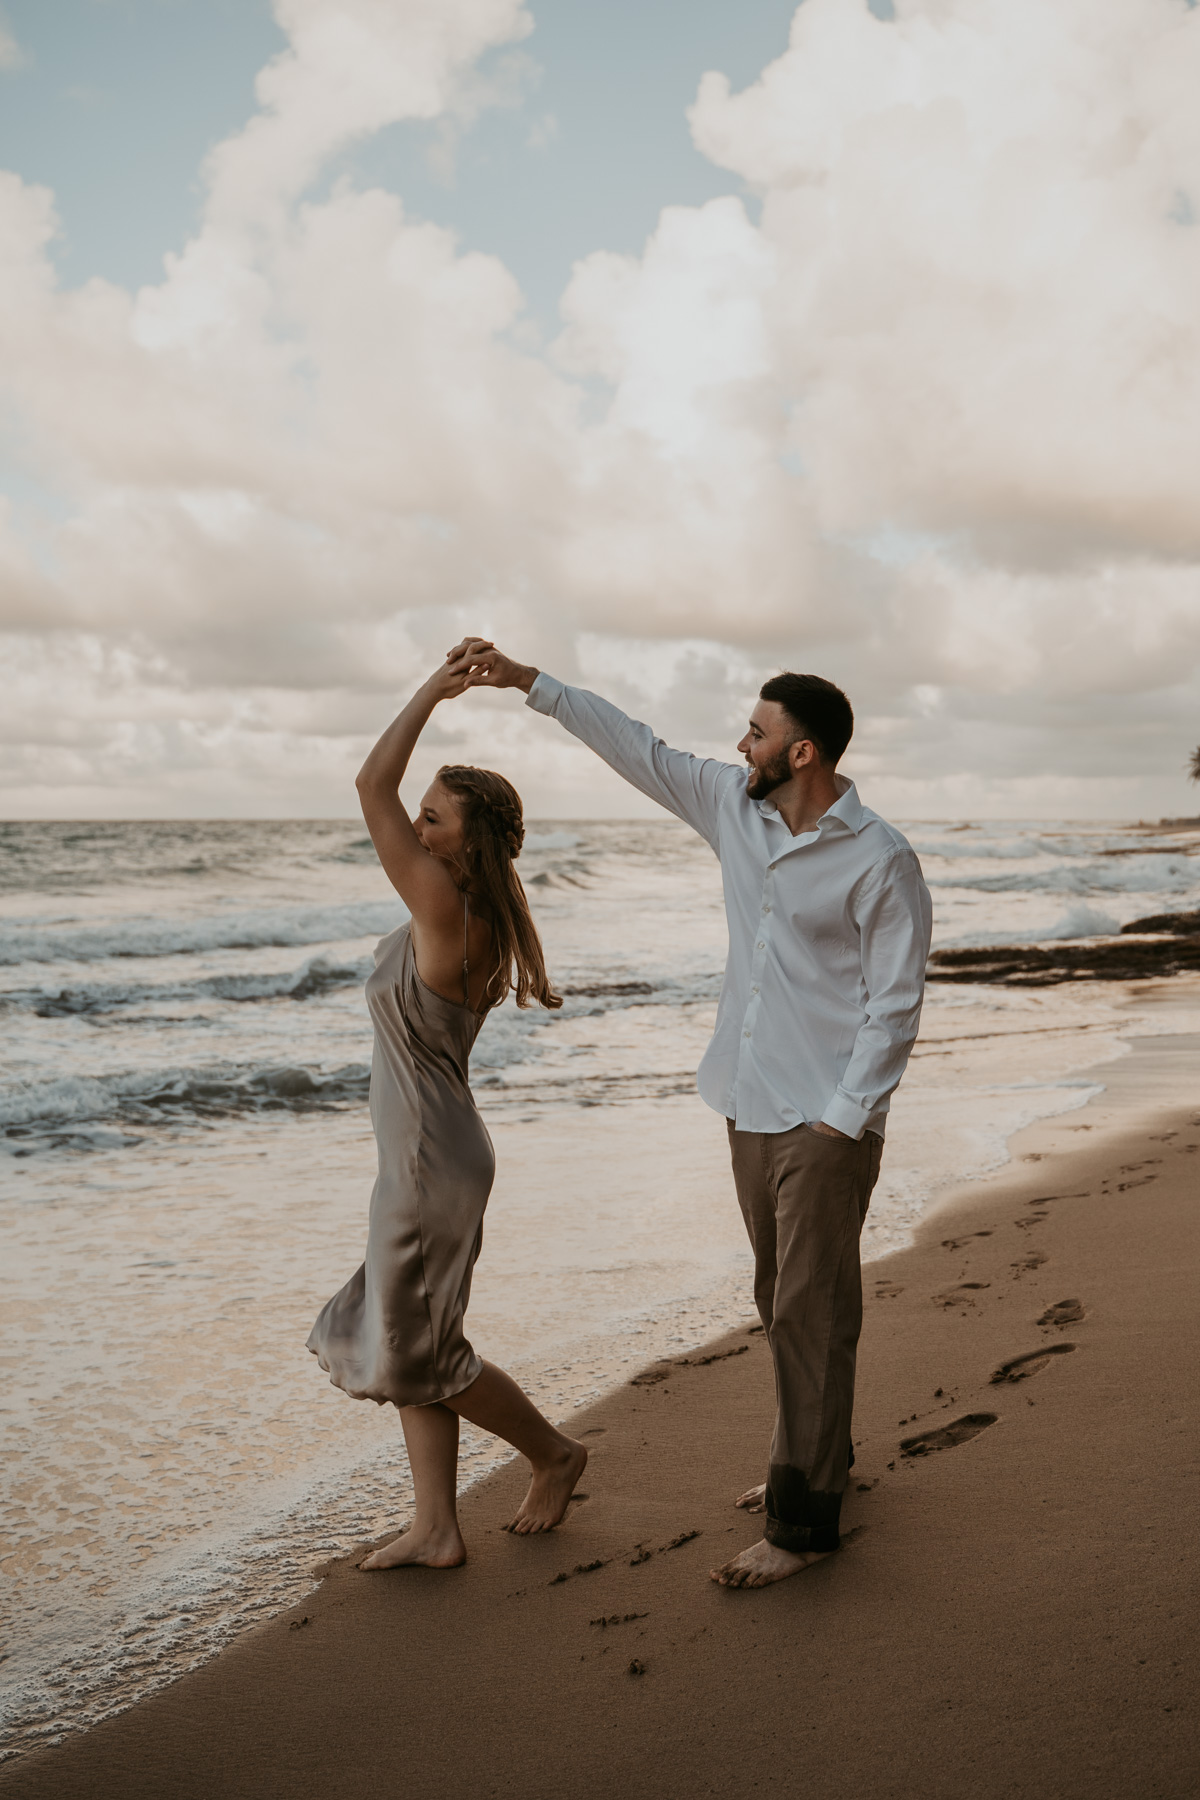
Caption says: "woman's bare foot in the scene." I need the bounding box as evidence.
[504,1439,588,1534]
[735,1482,766,1512]
[359,1522,466,1571]
[710,1538,830,1588]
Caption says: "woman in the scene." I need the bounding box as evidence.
[308,639,586,1570]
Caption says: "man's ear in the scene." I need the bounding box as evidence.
[789,737,818,772]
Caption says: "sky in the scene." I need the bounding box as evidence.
[1,0,1199,821]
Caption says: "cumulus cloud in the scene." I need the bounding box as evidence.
[1,0,1199,819]
[203,0,534,225]
[691,0,1200,562]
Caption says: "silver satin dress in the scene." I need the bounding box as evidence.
[307,915,494,1407]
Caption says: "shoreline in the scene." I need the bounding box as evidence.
[4,1024,1199,1798]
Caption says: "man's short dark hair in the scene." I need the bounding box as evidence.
[759,672,854,767]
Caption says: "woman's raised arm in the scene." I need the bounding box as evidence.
[355,639,493,923]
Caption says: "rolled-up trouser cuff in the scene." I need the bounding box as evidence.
[764,1462,842,1554]
[764,1516,841,1554]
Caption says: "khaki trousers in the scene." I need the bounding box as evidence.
[727,1121,883,1554]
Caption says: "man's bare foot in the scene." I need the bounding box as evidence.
[735,1482,766,1512]
[710,1538,831,1588]
[359,1523,466,1571]
[504,1439,588,1534]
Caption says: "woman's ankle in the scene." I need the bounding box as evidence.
[533,1434,583,1472]
[410,1510,461,1540]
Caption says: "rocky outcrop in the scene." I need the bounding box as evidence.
[926,910,1200,986]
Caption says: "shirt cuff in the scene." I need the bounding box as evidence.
[525,671,563,715]
[820,1090,874,1140]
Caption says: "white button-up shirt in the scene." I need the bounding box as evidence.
[527,674,932,1140]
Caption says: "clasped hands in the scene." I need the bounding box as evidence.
[431,637,533,699]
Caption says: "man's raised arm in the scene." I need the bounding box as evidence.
[460,641,739,849]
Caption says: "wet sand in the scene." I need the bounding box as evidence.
[3,1035,1199,1800]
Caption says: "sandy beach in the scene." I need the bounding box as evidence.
[4,1025,1197,1800]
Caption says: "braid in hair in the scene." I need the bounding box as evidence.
[436,766,562,1011]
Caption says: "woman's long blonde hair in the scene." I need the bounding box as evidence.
[437,765,562,1011]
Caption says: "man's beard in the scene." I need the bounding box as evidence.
[745,748,792,799]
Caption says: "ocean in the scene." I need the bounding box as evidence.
[3,813,1200,1758]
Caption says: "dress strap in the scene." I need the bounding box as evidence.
[462,893,471,1008]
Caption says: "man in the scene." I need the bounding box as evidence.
[459,639,932,1589]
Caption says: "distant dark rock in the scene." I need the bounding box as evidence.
[927,906,1200,986]
[561,980,655,999]
[1118,909,1200,936]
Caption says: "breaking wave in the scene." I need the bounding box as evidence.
[1,1058,373,1149]
[0,970,722,1148]
[0,902,404,968]
[0,954,371,1019]
[928,853,1199,898]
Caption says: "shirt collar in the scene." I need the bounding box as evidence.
[757,774,865,837]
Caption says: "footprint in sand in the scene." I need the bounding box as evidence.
[874,1281,904,1299]
[941,1231,993,1250]
[1011,1250,1048,1276]
[989,1343,1076,1384]
[900,1413,998,1457]
[932,1282,990,1308]
[1037,1298,1086,1327]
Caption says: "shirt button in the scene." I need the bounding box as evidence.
[751,985,759,994]
[756,941,765,950]
[762,905,771,915]
[743,1029,751,1038]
